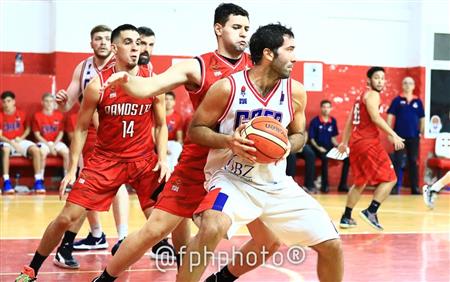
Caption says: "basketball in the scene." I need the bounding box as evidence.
[241,116,289,164]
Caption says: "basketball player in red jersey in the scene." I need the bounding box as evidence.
[93,4,283,282]
[338,67,405,231]
[137,26,156,72]
[15,24,169,282]
[52,25,130,270]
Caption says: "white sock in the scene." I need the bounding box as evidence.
[430,171,450,193]
[34,174,43,180]
[91,224,103,238]
[117,224,128,240]
[3,174,9,181]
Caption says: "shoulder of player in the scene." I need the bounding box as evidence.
[365,90,380,100]
[289,79,306,96]
[84,75,101,93]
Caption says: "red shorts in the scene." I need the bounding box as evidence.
[349,139,396,186]
[67,153,160,212]
[154,156,207,218]
[82,128,97,161]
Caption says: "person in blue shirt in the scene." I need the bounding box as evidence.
[387,77,425,194]
[309,100,349,193]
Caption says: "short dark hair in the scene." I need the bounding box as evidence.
[111,24,139,42]
[249,23,294,65]
[1,91,15,100]
[138,26,155,37]
[214,3,249,26]
[42,93,53,100]
[165,91,176,99]
[90,25,111,39]
[367,66,385,79]
[320,100,331,107]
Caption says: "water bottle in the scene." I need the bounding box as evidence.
[15,53,24,74]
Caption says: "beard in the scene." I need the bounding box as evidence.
[369,82,383,92]
[138,52,150,65]
[94,50,111,60]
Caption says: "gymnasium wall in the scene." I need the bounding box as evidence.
[1,0,449,187]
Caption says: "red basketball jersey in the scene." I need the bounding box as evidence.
[182,51,252,165]
[95,66,154,160]
[350,92,380,143]
[0,110,27,139]
[33,111,64,141]
[166,111,183,141]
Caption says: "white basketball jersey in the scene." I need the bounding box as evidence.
[80,56,115,95]
[205,70,294,189]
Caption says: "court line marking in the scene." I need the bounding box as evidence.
[262,264,305,282]
[0,267,177,276]
[324,205,450,217]
[2,231,450,240]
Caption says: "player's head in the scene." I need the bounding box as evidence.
[402,76,415,94]
[1,91,16,112]
[165,91,176,112]
[250,23,296,79]
[41,93,54,112]
[214,3,250,55]
[366,66,385,92]
[138,26,155,65]
[320,100,332,117]
[111,24,141,70]
[90,25,112,59]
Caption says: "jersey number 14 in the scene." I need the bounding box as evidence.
[122,121,135,138]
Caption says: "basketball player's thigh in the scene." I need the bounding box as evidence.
[261,179,339,247]
[67,157,128,211]
[196,173,263,239]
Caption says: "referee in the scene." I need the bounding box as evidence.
[387,77,424,194]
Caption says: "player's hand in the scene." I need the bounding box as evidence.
[337,143,348,155]
[391,134,405,151]
[228,123,257,164]
[48,142,57,156]
[101,72,130,92]
[153,160,171,183]
[55,89,68,106]
[275,140,291,165]
[59,170,76,200]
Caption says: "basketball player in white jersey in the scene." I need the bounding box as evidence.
[184,24,343,282]
[54,25,130,268]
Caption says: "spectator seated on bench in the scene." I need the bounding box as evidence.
[0,91,44,194]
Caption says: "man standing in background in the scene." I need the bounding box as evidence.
[387,77,424,195]
[165,91,183,171]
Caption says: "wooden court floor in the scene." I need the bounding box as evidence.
[1,193,449,281]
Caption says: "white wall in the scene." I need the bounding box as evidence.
[1,0,449,67]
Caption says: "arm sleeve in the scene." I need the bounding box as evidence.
[308,118,317,141]
[418,100,425,118]
[332,118,339,136]
[387,97,398,115]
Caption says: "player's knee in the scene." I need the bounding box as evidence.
[199,216,230,242]
[29,146,40,158]
[54,213,78,230]
[315,238,343,257]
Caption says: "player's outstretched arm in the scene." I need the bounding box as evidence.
[59,77,100,199]
[365,91,405,150]
[102,59,201,99]
[55,62,83,112]
[287,80,307,153]
[188,78,256,162]
[152,94,170,182]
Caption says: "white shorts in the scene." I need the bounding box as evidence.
[1,140,36,157]
[201,171,339,247]
[167,141,182,171]
[38,142,68,155]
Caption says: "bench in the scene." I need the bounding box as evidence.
[427,157,450,177]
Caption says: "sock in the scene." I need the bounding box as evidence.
[116,224,128,240]
[343,207,353,219]
[3,174,9,181]
[34,173,43,180]
[367,200,381,214]
[29,251,48,275]
[215,265,238,282]
[91,225,103,238]
[61,231,77,247]
[96,269,117,282]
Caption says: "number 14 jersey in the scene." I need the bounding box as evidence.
[96,66,155,161]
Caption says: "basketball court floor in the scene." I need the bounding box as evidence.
[1,193,449,281]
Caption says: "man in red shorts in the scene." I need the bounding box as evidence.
[93,4,282,282]
[338,66,405,231]
[15,24,169,282]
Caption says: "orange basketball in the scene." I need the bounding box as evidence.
[241,116,289,164]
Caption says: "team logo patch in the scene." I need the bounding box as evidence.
[214,71,222,77]
[239,86,247,104]
[171,185,179,192]
[109,92,117,98]
[79,178,85,184]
